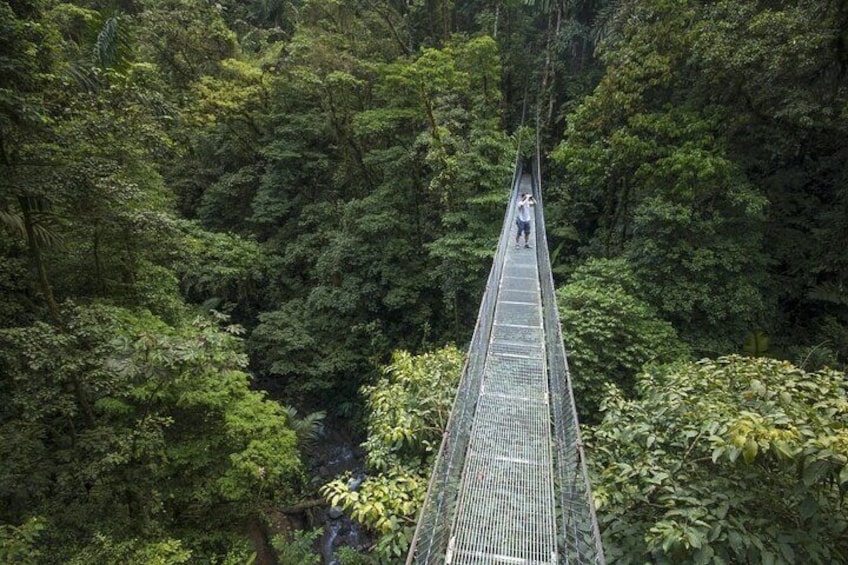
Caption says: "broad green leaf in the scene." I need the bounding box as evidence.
[742,438,758,464]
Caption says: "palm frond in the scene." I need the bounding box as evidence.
[808,281,848,306]
[92,15,120,69]
[64,12,130,89]
[524,0,554,14]
[63,62,100,92]
[282,405,326,448]
[590,0,623,47]
[0,208,64,248]
[0,209,26,240]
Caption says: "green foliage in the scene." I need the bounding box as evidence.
[0,517,45,565]
[551,0,848,360]
[743,330,769,357]
[554,94,768,354]
[280,406,326,450]
[65,535,193,565]
[5,0,848,563]
[0,235,32,328]
[323,470,425,561]
[335,546,374,565]
[378,35,513,338]
[239,32,513,401]
[0,0,189,328]
[166,218,267,312]
[361,347,465,471]
[272,529,321,565]
[249,300,366,399]
[557,258,689,422]
[321,346,464,562]
[589,355,848,564]
[622,110,768,352]
[135,0,237,89]
[0,303,303,562]
[131,260,188,323]
[722,0,848,361]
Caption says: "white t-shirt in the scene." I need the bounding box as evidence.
[517,198,533,222]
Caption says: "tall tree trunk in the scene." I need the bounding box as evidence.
[538,7,555,133]
[94,223,106,294]
[19,195,61,325]
[546,4,563,130]
[365,0,411,55]
[441,0,451,41]
[421,88,441,144]
[20,196,97,427]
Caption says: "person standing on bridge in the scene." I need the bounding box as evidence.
[515,192,536,249]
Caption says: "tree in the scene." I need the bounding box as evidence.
[549,0,848,361]
[557,258,689,423]
[0,304,303,562]
[134,0,236,89]
[588,355,848,564]
[690,0,848,362]
[379,35,513,339]
[0,0,68,324]
[244,32,512,403]
[1,3,181,326]
[550,0,770,353]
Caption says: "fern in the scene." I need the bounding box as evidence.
[590,0,623,47]
[92,15,120,69]
[282,405,326,449]
[807,281,848,306]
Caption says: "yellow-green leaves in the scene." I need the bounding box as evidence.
[589,355,848,563]
[362,346,464,472]
[189,58,268,127]
[724,411,799,465]
[321,346,462,561]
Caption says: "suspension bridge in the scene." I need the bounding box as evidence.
[406,154,606,564]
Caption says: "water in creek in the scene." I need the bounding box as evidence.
[308,424,372,564]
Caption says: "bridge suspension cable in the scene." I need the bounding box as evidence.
[406,145,605,564]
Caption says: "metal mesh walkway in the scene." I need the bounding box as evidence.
[447,206,556,564]
[407,159,605,564]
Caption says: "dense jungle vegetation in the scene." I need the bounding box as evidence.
[1,0,846,563]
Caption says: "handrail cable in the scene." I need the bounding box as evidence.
[406,128,605,563]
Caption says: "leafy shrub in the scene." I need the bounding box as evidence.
[65,535,192,565]
[0,517,44,565]
[321,346,463,562]
[588,355,848,564]
[336,546,374,564]
[272,529,321,565]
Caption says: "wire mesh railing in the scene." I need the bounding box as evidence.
[531,144,606,564]
[445,205,557,563]
[407,144,605,563]
[405,160,525,564]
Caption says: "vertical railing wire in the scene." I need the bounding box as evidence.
[408,114,606,563]
[531,140,606,564]
[406,149,526,564]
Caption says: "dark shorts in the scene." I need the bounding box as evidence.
[516,219,531,236]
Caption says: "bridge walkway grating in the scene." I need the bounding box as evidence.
[445,175,558,565]
[407,163,605,565]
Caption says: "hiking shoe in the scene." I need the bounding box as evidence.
[515,243,520,249]
[525,244,531,248]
